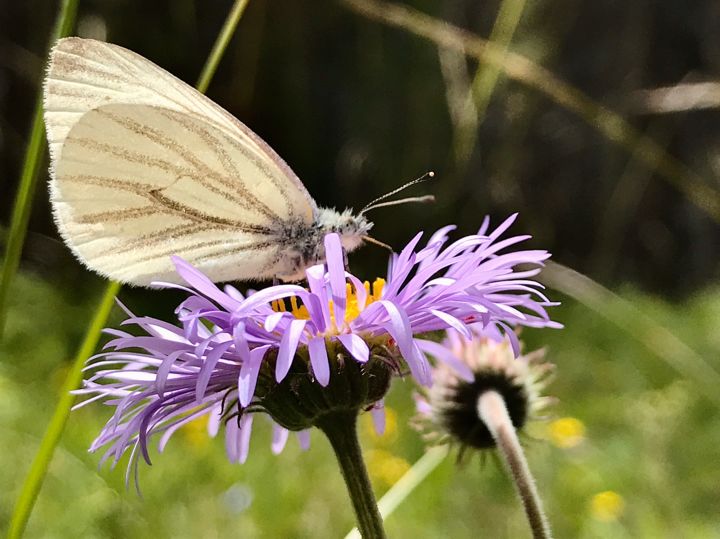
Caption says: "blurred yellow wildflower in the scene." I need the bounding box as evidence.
[365,449,410,487]
[362,406,398,445]
[590,490,625,522]
[181,414,210,452]
[548,417,586,448]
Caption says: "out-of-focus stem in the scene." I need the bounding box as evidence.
[195,0,250,93]
[453,0,525,165]
[471,0,527,121]
[477,390,552,539]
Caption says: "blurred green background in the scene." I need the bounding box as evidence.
[2,0,720,537]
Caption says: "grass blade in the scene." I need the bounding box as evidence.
[0,0,79,338]
[6,282,120,539]
[195,0,251,93]
[471,0,527,121]
[439,0,527,178]
[542,261,720,406]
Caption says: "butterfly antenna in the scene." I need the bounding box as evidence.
[363,235,394,251]
[361,195,435,212]
[360,171,435,214]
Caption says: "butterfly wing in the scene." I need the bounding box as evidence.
[44,37,316,285]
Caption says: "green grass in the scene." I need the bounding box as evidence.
[1,268,718,538]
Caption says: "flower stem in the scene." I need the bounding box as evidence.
[344,445,448,539]
[477,390,553,539]
[317,411,387,539]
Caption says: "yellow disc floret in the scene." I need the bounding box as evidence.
[272,278,386,329]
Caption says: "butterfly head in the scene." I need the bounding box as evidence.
[315,208,373,253]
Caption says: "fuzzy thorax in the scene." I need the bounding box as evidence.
[274,208,373,281]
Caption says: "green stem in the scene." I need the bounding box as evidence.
[6,1,251,536]
[477,390,553,539]
[7,282,119,539]
[195,0,250,93]
[0,0,79,339]
[344,446,448,539]
[317,411,387,539]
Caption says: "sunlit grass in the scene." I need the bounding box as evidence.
[6,281,119,539]
[542,261,720,406]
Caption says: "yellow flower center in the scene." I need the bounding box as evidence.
[271,278,385,327]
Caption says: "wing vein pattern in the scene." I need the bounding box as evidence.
[44,37,317,285]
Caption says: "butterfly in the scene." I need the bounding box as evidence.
[43,37,432,286]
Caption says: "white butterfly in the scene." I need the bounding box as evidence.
[44,37,428,286]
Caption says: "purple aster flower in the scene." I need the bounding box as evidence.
[76,214,558,477]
